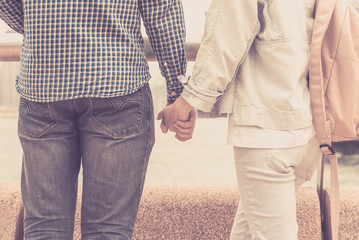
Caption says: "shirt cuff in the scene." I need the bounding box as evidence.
[166,80,183,103]
[167,89,182,103]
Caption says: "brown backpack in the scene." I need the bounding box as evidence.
[309,0,359,239]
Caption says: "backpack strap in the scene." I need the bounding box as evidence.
[311,0,341,239]
[328,153,340,240]
[317,150,340,240]
[309,0,336,146]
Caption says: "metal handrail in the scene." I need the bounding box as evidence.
[0,38,200,62]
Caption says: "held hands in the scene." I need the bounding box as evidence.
[157,96,197,141]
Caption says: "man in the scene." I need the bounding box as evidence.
[158,0,321,239]
[0,0,186,239]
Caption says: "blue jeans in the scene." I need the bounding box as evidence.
[18,84,155,239]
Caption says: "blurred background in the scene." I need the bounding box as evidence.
[0,0,358,188]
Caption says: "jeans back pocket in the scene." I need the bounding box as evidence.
[18,98,57,138]
[90,88,144,139]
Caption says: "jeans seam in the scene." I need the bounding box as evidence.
[141,84,154,183]
[46,102,55,121]
[139,84,154,188]
[72,99,80,115]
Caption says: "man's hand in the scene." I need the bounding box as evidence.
[157,96,197,141]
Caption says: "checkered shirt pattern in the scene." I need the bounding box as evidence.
[0,0,187,102]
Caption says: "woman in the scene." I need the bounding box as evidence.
[158,0,320,239]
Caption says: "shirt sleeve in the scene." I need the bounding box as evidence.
[138,0,187,103]
[0,0,24,34]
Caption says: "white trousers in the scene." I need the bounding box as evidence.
[230,136,321,240]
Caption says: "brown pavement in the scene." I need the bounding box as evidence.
[0,184,327,240]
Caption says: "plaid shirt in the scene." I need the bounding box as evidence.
[0,0,186,103]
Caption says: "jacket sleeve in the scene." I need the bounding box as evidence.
[350,0,359,11]
[138,0,187,103]
[0,0,24,34]
[181,0,259,112]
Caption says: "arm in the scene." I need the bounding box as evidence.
[0,0,24,34]
[138,0,187,103]
[181,0,259,112]
[157,0,260,141]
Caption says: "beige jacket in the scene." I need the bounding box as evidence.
[181,0,316,130]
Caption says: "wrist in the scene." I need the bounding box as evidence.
[177,95,194,109]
